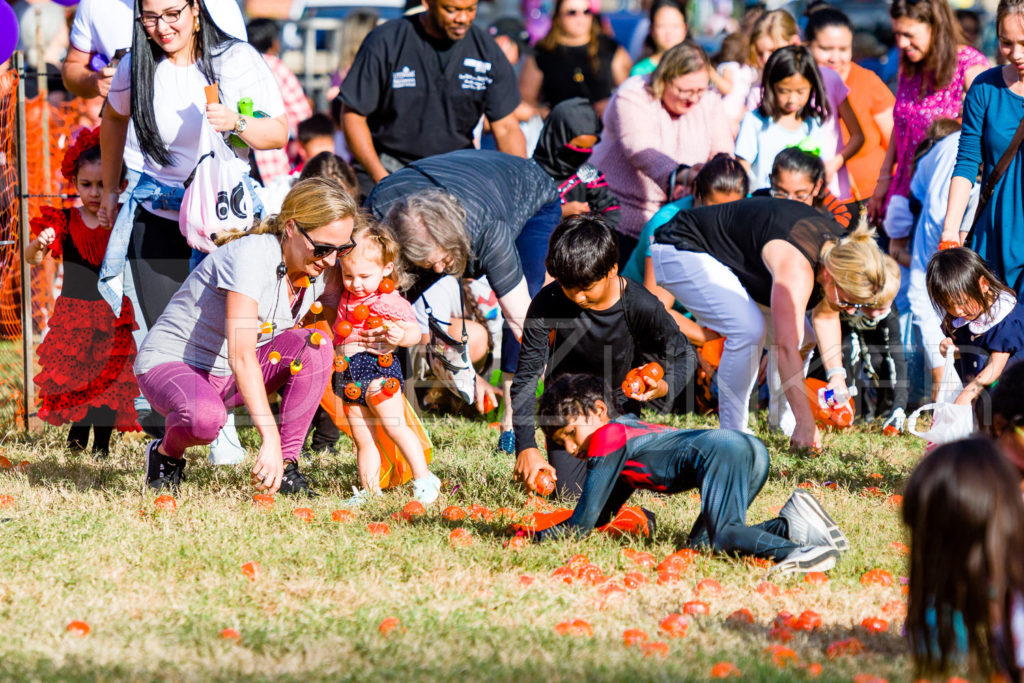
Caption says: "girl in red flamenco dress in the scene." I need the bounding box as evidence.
[25,128,140,456]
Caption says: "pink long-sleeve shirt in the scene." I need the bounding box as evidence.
[591,75,734,239]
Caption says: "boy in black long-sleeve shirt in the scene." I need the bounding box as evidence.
[533,374,848,575]
[511,215,696,497]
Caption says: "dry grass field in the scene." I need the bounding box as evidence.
[0,410,943,682]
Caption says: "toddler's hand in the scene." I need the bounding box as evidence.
[939,337,957,356]
[354,324,388,349]
[383,322,404,346]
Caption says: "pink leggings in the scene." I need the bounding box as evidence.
[137,329,332,460]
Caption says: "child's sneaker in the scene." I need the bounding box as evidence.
[412,473,442,505]
[344,486,380,508]
[144,439,185,492]
[769,545,840,576]
[779,489,850,552]
[497,430,515,455]
[208,413,245,465]
[279,460,315,496]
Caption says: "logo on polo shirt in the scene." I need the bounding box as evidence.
[462,58,492,74]
[392,66,416,89]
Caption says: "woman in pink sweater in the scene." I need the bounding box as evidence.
[591,40,734,261]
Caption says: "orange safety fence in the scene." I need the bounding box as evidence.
[0,66,96,431]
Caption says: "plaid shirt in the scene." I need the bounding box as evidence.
[254,54,312,183]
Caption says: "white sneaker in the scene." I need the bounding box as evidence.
[412,473,441,505]
[208,412,245,465]
[344,486,380,508]
[770,545,841,576]
[779,489,849,552]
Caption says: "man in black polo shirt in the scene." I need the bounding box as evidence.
[338,0,526,195]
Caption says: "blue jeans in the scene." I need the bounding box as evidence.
[500,200,562,373]
[682,430,795,560]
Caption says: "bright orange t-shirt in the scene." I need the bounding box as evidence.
[842,63,895,201]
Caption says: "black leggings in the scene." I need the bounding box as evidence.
[67,406,116,454]
[128,207,192,329]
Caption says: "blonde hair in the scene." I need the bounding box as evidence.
[215,177,362,246]
[748,10,798,66]
[337,10,379,75]
[341,221,413,291]
[875,255,901,307]
[383,190,471,276]
[647,40,710,100]
[820,219,889,304]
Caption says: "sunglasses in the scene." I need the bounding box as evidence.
[298,226,356,259]
[563,8,592,16]
[831,281,877,310]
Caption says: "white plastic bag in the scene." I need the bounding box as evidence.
[907,346,975,449]
[178,120,255,253]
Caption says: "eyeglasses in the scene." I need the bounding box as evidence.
[137,2,191,29]
[665,83,707,101]
[298,226,356,259]
[831,281,877,310]
[563,8,592,16]
[770,187,815,202]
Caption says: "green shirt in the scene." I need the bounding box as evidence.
[629,57,658,77]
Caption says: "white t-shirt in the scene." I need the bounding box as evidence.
[108,41,285,217]
[70,0,247,174]
[743,65,851,198]
[413,275,503,348]
[734,110,829,193]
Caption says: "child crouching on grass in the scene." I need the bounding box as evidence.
[533,373,849,576]
[511,214,697,498]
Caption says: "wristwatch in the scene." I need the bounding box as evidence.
[233,115,248,135]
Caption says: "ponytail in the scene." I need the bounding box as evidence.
[820,218,890,304]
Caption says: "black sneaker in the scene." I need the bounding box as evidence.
[279,460,315,496]
[144,439,185,491]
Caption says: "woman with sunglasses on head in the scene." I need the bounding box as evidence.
[650,199,891,450]
[133,179,356,495]
[519,0,632,116]
[98,0,288,333]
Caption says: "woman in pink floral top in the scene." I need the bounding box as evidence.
[868,0,988,224]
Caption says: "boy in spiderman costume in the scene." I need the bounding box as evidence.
[534,373,849,576]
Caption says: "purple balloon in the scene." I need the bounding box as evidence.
[51,0,80,6]
[0,3,18,65]
[90,52,108,71]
